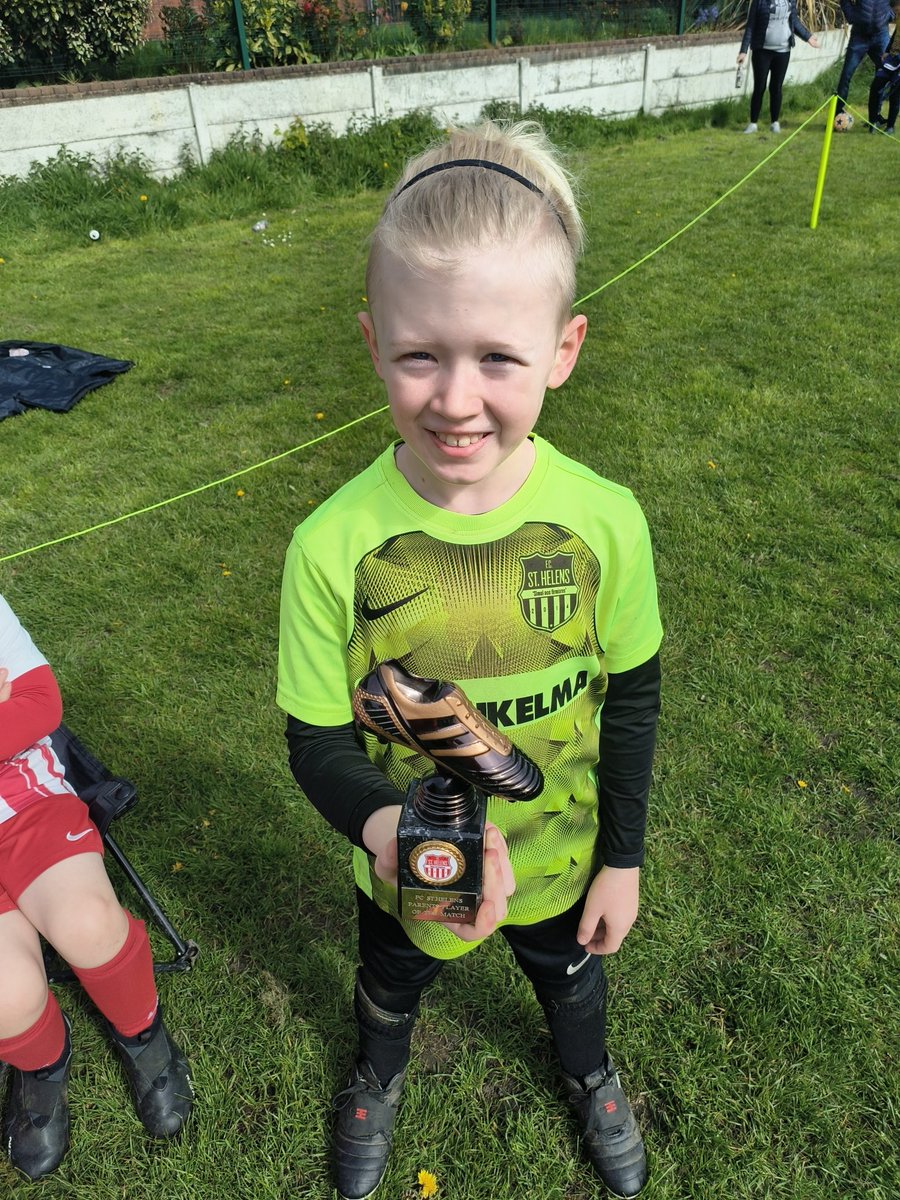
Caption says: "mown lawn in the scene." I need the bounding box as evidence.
[1,98,897,1200]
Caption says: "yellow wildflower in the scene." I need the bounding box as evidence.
[171,861,184,872]
[315,411,324,420]
[707,460,717,470]
[417,1169,438,1198]
[140,194,148,202]
[236,488,245,497]
[797,779,807,788]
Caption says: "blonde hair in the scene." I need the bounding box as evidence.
[366,120,584,322]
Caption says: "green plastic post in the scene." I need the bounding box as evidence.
[810,95,839,230]
[677,0,687,35]
[233,0,251,71]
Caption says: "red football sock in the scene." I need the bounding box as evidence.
[73,911,158,1037]
[0,991,66,1071]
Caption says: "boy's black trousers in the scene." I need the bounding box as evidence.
[355,887,608,1079]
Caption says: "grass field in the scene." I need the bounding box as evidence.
[0,92,897,1200]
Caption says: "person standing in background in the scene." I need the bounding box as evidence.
[737,0,820,133]
[835,0,895,115]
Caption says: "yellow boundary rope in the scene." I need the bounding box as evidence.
[0,96,852,566]
[0,408,387,563]
[575,97,832,307]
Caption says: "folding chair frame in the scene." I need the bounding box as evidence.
[42,724,199,984]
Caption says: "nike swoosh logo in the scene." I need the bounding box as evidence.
[360,587,429,621]
[566,953,592,976]
[66,829,92,842]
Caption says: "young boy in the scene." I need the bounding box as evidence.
[0,593,193,1180]
[868,36,900,132]
[277,121,662,1200]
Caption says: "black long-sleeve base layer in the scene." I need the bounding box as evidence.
[286,652,660,866]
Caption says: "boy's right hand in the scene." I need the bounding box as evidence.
[0,667,10,703]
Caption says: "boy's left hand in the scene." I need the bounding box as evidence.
[576,865,640,955]
[0,667,11,703]
[440,822,515,943]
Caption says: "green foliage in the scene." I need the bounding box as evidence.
[406,0,472,50]
[277,109,442,193]
[204,0,319,69]
[0,0,149,78]
[160,0,216,73]
[297,0,347,61]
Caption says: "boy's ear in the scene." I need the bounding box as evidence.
[358,312,384,378]
[547,314,588,390]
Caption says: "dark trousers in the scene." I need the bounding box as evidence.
[750,48,791,123]
[356,887,608,1077]
[868,72,900,128]
[836,28,892,111]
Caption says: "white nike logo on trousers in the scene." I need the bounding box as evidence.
[566,952,592,976]
[66,829,92,842]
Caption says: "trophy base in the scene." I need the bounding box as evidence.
[397,778,486,924]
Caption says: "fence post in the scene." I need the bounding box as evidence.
[489,0,497,46]
[233,0,251,70]
[677,0,687,35]
[518,58,532,113]
[187,84,213,165]
[370,65,384,120]
[641,44,655,115]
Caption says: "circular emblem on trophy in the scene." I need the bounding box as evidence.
[410,840,465,886]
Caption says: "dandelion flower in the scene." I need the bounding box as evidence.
[171,861,184,872]
[222,569,232,577]
[236,488,245,498]
[315,411,324,420]
[0,258,5,265]
[797,779,807,789]
[140,194,148,202]
[417,1169,438,1198]
[707,460,717,470]
[284,378,291,385]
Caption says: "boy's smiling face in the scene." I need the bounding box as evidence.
[359,242,587,515]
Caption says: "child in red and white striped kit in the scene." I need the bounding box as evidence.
[0,593,193,1180]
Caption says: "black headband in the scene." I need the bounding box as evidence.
[395,158,569,240]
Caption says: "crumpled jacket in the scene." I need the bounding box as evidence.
[0,341,132,421]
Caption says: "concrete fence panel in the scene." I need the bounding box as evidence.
[0,32,847,181]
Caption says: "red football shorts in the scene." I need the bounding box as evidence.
[0,795,104,915]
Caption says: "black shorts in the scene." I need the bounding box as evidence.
[356,886,605,1010]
